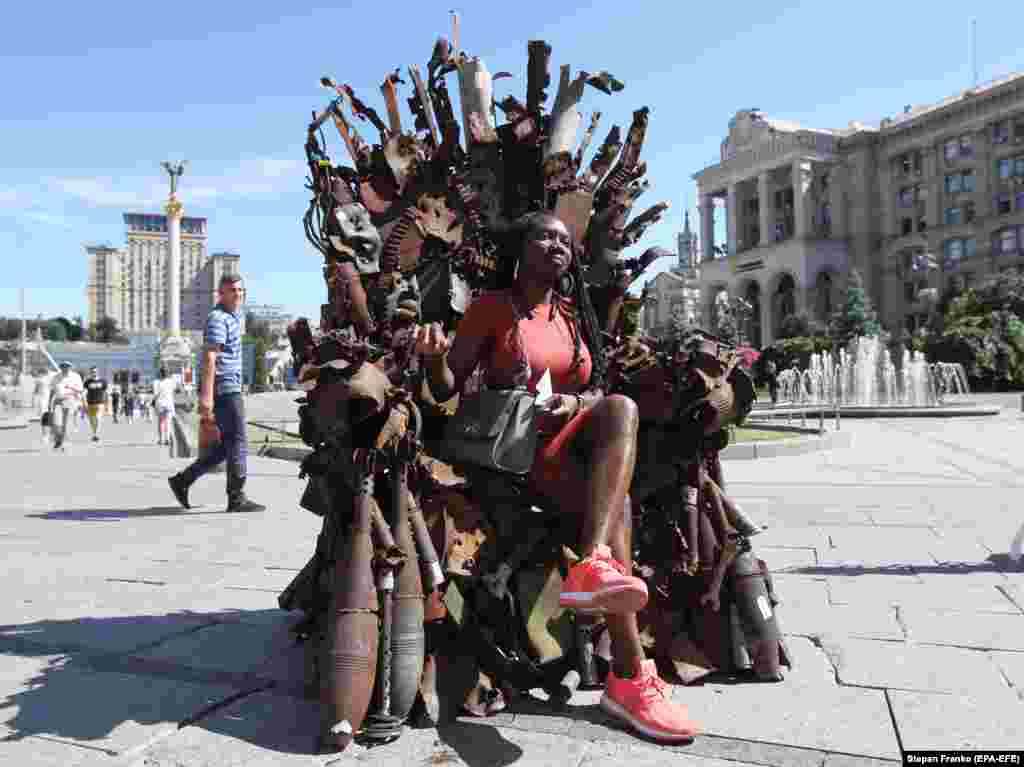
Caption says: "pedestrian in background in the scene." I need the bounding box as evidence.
[48,362,83,451]
[169,274,265,513]
[765,358,779,406]
[111,385,121,424]
[82,366,109,443]
[152,367,176,446]
[124,384,136,424]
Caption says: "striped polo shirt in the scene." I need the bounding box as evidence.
[205,304,243,395]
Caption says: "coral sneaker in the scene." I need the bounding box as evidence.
[602,659,700,742]
[559,544,648,614]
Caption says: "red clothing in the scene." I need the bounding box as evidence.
[457,290,595,510]
[458,290,592,394]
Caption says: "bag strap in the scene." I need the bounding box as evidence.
[505,293,533,389]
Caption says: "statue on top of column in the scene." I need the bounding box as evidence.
[160,160,188,197]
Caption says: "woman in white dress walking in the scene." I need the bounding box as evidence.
[152,368,177,446]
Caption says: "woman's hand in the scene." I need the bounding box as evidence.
[414,323,451,359]
[536,393,581,434]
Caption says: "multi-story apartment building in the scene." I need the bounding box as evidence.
[184,251,243,333]
[693,72,1024,347]
[640,212,701,336]
[85,244,126,328]
[86,214,211,333]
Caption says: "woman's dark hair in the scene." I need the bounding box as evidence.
[496,212,608,390]
[159,367,168,379]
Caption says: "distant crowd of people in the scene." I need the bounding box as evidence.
[42,364,178,450]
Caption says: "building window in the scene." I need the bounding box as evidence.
[944,171,975,193]
[944,207,962,225]
[902,217,913,236]
[898,186,919,207]
[996,193,1012,214]
[943,237,976,269]
[917,214,928,233]
[994,120,1011,144]
[899,151,923,175]
[945,135,973,161]
[1015,117,1024,142]
[964,201,976,223]
[993,227,1020,256]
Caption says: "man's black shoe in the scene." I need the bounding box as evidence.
[168,474,192,509]
[226,499,266,513]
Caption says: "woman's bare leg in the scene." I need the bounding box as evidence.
[604,495,647,677]
[553,394,646,677]
[576,394,640,557]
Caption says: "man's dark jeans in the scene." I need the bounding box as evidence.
[180,392,248,503]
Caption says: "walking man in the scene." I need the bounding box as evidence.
[765,357,779,407]
[111,384,121,424]
[48,362,84,451]
[168,274,265,513]
[83,366,109,443]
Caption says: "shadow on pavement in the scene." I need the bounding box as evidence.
[0,607,579,762]
[28,507,228,521]
[791,561,1020,576]
[0,608,319,756]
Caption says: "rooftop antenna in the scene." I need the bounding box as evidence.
[970,18,978,88]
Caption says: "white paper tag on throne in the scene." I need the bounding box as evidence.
[535,368,554,406]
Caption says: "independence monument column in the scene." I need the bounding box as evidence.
[159,161,192,376]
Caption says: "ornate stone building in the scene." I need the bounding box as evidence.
[694,72,1024,347]
[640,212,701,337]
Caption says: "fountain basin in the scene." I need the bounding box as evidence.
[750,403,1000,418]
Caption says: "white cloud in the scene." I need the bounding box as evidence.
[49,177,158,208]
[0,188,23,205]
[42,153,303,212]
[23,211,72,229]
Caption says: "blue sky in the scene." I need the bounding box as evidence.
[2,0,1022,324]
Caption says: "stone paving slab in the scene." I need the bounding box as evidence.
[765,574,830,609]
[0,652,240,756]
[888,690,1024,751]
[779,603,905,641]
[991,651,1024,701]
[0,732,113,767]
[666,680,900,759]
[130,617,297,683]
[899,607,1024,650]
[819,637,1012,695]
[826,573,1022,614]
[752,546,818,571]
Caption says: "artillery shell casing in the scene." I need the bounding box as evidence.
[321,475,379,752]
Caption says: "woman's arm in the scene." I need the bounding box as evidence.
[422,323,490,402]
[419,297,496,401]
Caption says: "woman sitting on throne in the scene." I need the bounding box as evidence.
[414,211,700,742]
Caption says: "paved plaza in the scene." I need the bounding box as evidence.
[1,395,1023,766]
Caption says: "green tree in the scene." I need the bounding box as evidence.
[830,268,881,346]
[45,320,67,342]
[92,316,127,344]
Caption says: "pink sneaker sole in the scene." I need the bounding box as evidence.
[560,582,649,614]
[600,695,700,742]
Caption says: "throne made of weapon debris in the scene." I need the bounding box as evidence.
[277,17,789,753]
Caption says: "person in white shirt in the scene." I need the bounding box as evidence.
[152,367,177,445]
[48,362,84,450]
